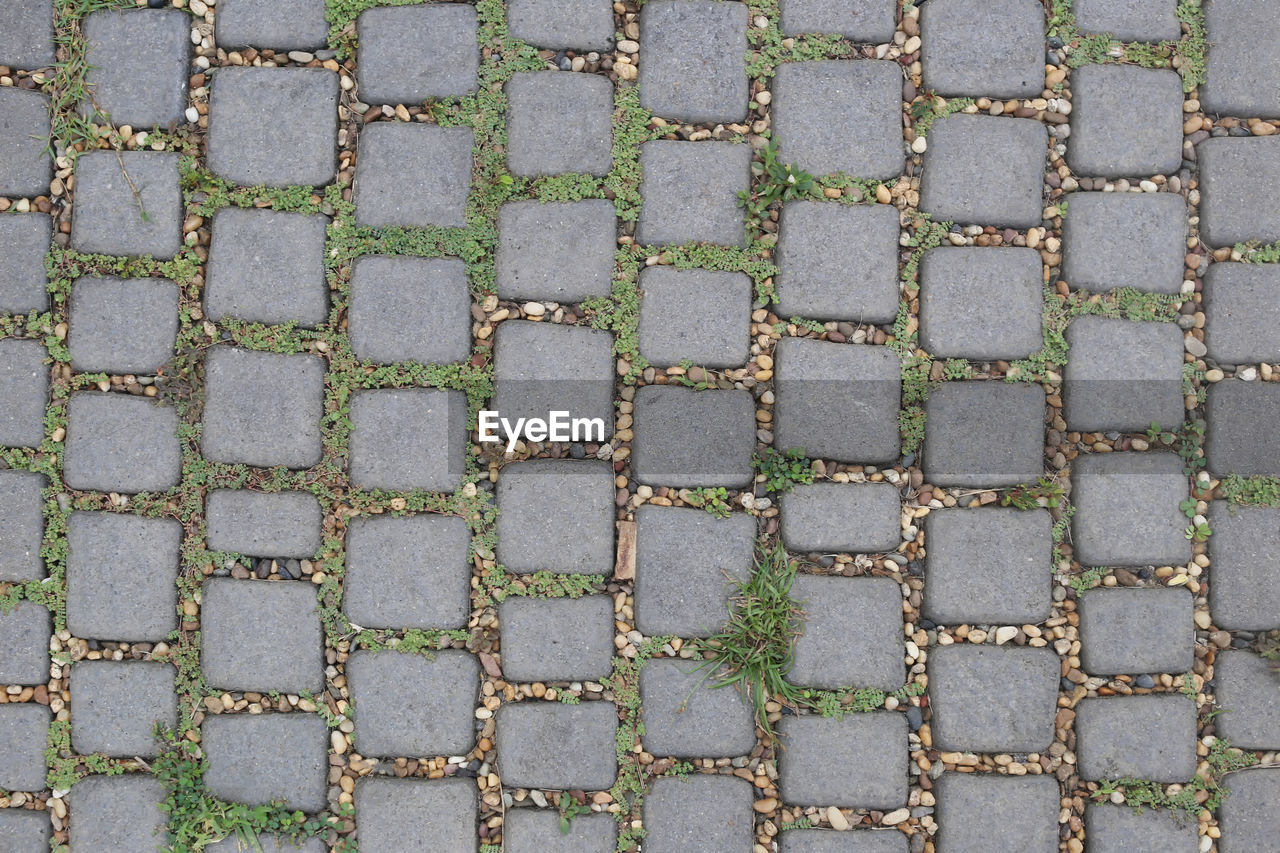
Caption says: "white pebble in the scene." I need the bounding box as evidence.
[910,136,927,154]
[185,106,199,123]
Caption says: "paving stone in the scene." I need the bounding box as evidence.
[928,644,1058,752]
[774,338,901,464]
[923,381,1045,488]
[637,267,751,368]
[0,0,55,69]
[0,704,48,790]
[68,276,178,374]
[1206,380,1280,476]
[1075,0,1181,42]
[779,0,896,41]
[636,140,750,247]
[507,0,614,50]
[349,256,472,365]
[1212,650,1280,749]
[780,482,901,554]
[1204,262,1280,364]
[631,386,756,488]
[344,514,471,631]
[201,347,325,469]
[781,830,908,853]
[1063,316,1185,432]
[505,809,616,853]
[499,595,615,682]
[644,775,754,853]
[923,507,1053,625]
[214,0,328,50]
[356,5,477,104]
[0,601,50,685]
[1061,193,1186,294]
[772,60,902,178]
[0,89,51,197]
[1078,587,1194,675]
[934,774,1059,853]
[0,340,46,450]
[70,151,181,258]
[82,9,189,128]
[788,574,904,690]
[496,200,616,303]
[1067,65,1183,178]
[1208,503,1280,630]
[1202,0,1280,118]
[633,505,755,637]
[65,511,180,641]
[348,649,478,757]
[65,393,180,493]
[1199,137,1280,247]
[1219,767,1280,853]
[1076,695,1198,780]
[206,837,326,853]
[69,775,167,853]
[639,0,747,124]
[918,247,1043,359]
[920,115,1046,228]
[640,658,756,757]
[201,578,323,693]
[0,470,44,583]
[779,713,907,808]
[0,213,51,314]
[0,809,49,852]
[920,0,1044,98]
[354,777,477,853]
[496,459,615,575]
[350,389,465,491]
[353,123,473,228]
[205,208,329,328]
[1084,803,1198,853]
[203,713,328,811]
[775,201,899,323]
[1071,452,1190,567]
[497,701,617,790]
[506,72,613,177]
[205,489,323,558]
[69,660,176,757]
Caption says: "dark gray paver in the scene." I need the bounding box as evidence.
[69,276,178,374]
[214,0,329,51]
[350,389,465,491]
[1061,192,1186,294]
[639,0,747,124]
[0,0,55,69]
[70,151,181,258]
[497,701,618,790]
[919,115,1047,228]
[82,9,189,128]
[0,340,46,449]
[928,644,1058,752]
[934,774,1058,853]
[507,0,614,50]
[0,809,49,852]
[496,459,615,575]
[779,0,896,41]
[205,489,323,558]
[1075,0,1181,42]
[353,123,473,228]
[0,470,44,582]
[69,661,176,757]
[775,201,900,324]
[0,601,50,685]
[637,267,751,368]
[779,713,907,808]
[1084,803,1198,853]
[772,60,902,179]
[1202,0,1280,118]
[1219,768,1280,853]
[206,837,326,853]
[924,381,1045,488]
[349,649,479,757]
[0,89,51,197]
[349,256,472,365]
[66,511,180,641]
[69,775,167,853]
[780,482,901,554]
[788,574,904,690]
[923,507,1052,625]
[1199,137,1280,247]
[499,595,615,682]
[65,393,181,493]
[1067,65,1183,178]
[506,72,614,178]
[1208,503,1280,630]
[631,386,756,488]
[1213,650,1280,749]
[496,200,616,303]
[355,777,477,853]
[1071,452,1191,567]
[0,213,51,314]
[1078,587,1194,675]
[356,5,477,104]
[344,514,471,630]
[206,208,329,328]
[1063,315,1185,432]
[919,247,1043,359]
[774,338,901,463]
[633,505,755,637]
[1206,380,1280,476]
[920,0,1044,98]
[203,713,328,811]
[640,658,756,757]
[201,347,325,469]
[0,704,48,790]
[505,809,616,853]
[201,578,322,693]
[635,141,750,247]
[1205,262,1280,364]
[780,829,908,853]
[492,321,614,444]
[644,775,754,853]
[1076,695,1198,781]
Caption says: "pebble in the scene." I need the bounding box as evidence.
[994,626,1018,645]
[1184,336,1207,357]
[522,301,546,317]
[827,806,850,830]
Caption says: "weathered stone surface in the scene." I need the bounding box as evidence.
[921,0,1044,98]
[1063,316,1185,432]
[639,0,747,124]
[1199,137,1280,247]
[0,0,56,69]
[0,809,49,852]
[1219,768,1280,853]
[205,490,323,558]
[82,9,189,128]
[631,386,756,488]
[202,347,325,469]
[505,809,616,853]
[1071,452,1191,567]
[348,650,479,757]
[1208,503,1280,630]
[919,247,1043,359]
[779,0,896,41]
[354,777,478,853]
[506,72,614,177]
[924,381,1045,488]
[779,713,907,808]
[788,574,904,690]
[1212,650,1280,750]
[353,123,473,228]
[780,482,901,554]
[1206,380,1280,476]
[497,701,617,790]
[492,321,615,440]
[0,704,48,790]
[0,88,51,197]
[206,208,329,328]
[69,775,167,853]
[349,256,472,365]
[1204,262,1280,364]
[1084,803,1198,853]
[643,775,754,853]
[70,152,181,258]
[70,661,176,757]
[65,393,181,493]
[496,201,616,303]
[214,0,328,50]
[507,0,615,51]
[0,601,50,685]
[66,511,180,641]
[640,658,757,757]
[780,830,908,853]
[934,774,1059,853]
[356,5,478,103]
[1067,65,1183,178]
[0,470,44,582]
[203,713,328,811]
[1078,587,1194,675]
[1202,0,1280,118]
[636,141,750,247]
[344,514,471,630]
[928,644,1058,752]
[206,837,326,853]
[350,389,465,491]
[637,267,751,368]
[201,578,323,693]
[1075,695,1198,781]
[1075,0,1181,42]
[0,212,51,314]
[1061,192,1186,294]
[499,595,615,682]
[496,460,615,575]
[69,276,179,374]
[920,115,1047,228]
[0,340,46,450]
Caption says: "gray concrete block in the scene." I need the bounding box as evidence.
[639,0,747,124]
[1067,65,1183,178]
[205,489,323,558]
[0,0,55,69]
[640,658,756,757]
[70,152,181,258]
[0,601,49,685]
[1219,768,1280,853]
[1071,452,1191,567]
[1063,315,1185,432]
[1199,137,1280,247]
[1084,803,1198,853]
[928,644,1058,752]
[0,703,48,790]
[779,713,907,808]
[0,88,51,197]
[214,0,328,51]
[499,595,615,682]
[353,123,473,228]
[202,347,325,469]
[1078,586,1194,675]
[643,775,754,853]
[507,0,614,50]
[69,775,167,853]
[348,649,479,757]
[636,140,749,247]
[0,470,44,582]
[780,829,908,853]
[1061,192,1187,294]
[1213,650,1280,750]
[496,200,616,303]
[921,0,1044,98]
[918,247,1044,359]
[206,208,329,328]
[779,0,896,41]
[638,267,751,368]
[1205,262,1280,364]
[492,321,615,441]
[201,578,323,693]
[69,276,179,374]
[0,212,51,314]
[789,574,904,690]
[496,701,617,790]
[0,340,46,449]
[206,836,326,853]
[920,115,1047,228]
[82,9,189,128]
[504,809,616,853]
[780,482,901,553]
[1076,695,1198,781]
[0,809,49,852]
[350,389,465,491]
[506,72,613,178]
[349,256,472,365]
[203,713,328,811]
[924,381,1045,488]
[66,511,180,641]
[496,459,616,575]
[354,777,477,853]
[69,660,176,757]
[356,5,477,104]
[934,774,1058,853]
[1206,380,1280,476]
[1075,0,1182,42]
[631,386,756,488]
[1208,503,1280,630]
[343,514,471,631]
[65,393,181,493]
[1202,0,1280,119]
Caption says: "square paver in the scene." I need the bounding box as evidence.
[499,595,615,682]
[356,5,477,104]
[0,809,49,851]
[921,0,1044,98]
[350,389,465,491]
[0,703,49,790]
[774,338,901,464]
[344,514,471,631]
[780,830,908,853]
[1063,315,1185,432]
[492,321,615,441]
[1208,503,1280,630]
[637,267,751,368]
[633,505,755,637]
[923,381,1045,488]
[206,837,326,853]
[632,386,756,488]
[1205,262,1280,364]
[202,347,325,469]
[65,393,181,493]
[641,658,756,757]
[202,713,328,811]
[507,0,614,51]
[788,574,904,690]
[69,775,167,853]
[69,276,179,374]
[496,200,616,303]
[928,644,1058,752]
[70,151,181,258]
[0,212,51,314]
[1075,0,1182,42]
[506,72,614,178]
[496,459,615,575]
[934,774,1058,853]
[1202,0,1280,118]
[644,775,753,853]
[1071,452,1190,567]
[780,482,901,553]
[353,123,473,228]
[0,601,50,685]
[776,201,900,323]
[1067,65,1183,178]
[354,777,477,853]
[1077,695,1198,780]
[1084,803,1198,853]
[505,809,616,853]
[639,0,747,124]
[779,713,907,808]
[0,470,44,582]
[348,649,479,757]
[214,0,329,51]
[66,511,180,641]
[0,88,51,197]
[920,115,1047,228]
[1198,137,1280,247]
[69,661,176,757]
[918,247,1044,359]
[636,141,750,247]
[1213,650,1280,749]
[0,340,46,449]
[208,68,337,187]
[923,507,1053,625]
[349,256,472,364]
[205,489,323,558]
[1078,587,1194,675]
[497,701,617,790]
[0,0,55,69]
[779,0,896,41]
[201,577,323,693]
[1206,380,1280,476]
[773,60,902,179]
[1219,768,1280,853]
[1061,193,1187,294]
[82,9,189,128]
[206,208,329,328]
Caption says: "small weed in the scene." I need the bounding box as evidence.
[1184,520,1211,543]
[558,791,591,834]
[1092,738,1257,818]
[739,138,816,230]
[754,446,816,493]
[1234,239,1280,264]
[1000,476,1065,510]
[911,92,975,135]
[1070,568,1108,594]
[1221,474,1280,507]
[684,486,734,518]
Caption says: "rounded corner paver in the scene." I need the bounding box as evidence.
[201,577,323,694]
[1074,0,1182,43]
[921,0,1045,98]
[1211,650,1280,750]
[780,482,901,554]
[923,381,1045,488]
[928,643,1059,753]
[349,255,472,365]
[1204,262,1280,364]
[499,595,615,683]
[0,808,51,851]
[214,0,329,51]
[0,600,51,685]
[0,339,48,450]
[507,0,615,51]
[70,151,182,259]
[1197,137,1280,248]
[505,72,614,178]
[68,276,179,374]
[202,712,329,812]
[496,459,616,575]
[492,320,615,442]
[636,140,750,247]
[779,0,897,42]
[0,0,57,69]
[1201,0,1280,119]
[1061,192,1187,294]
[349,388,466,492]
[788,573,904,691]
[638,0,748,125]
[65,392,181,493]
[1067,65,1184,178]
[640,657,757,757]
[919,114,1047,228]
[1070,451,1191,567]
[637,267,752,369]
[918,246,1044,360]
[632,386,756,489]
[348,649,479,758]
[0,469,47,583]
[1077,586,1194,675]
[81,8,190,129]
[69,660,177,757]
[0,212,52,315]
[1075,694,1198,781]
[1207,503,1280,631]
[1083,802,1198,853]
[643,774,755,853]
[1218,767,1280,853]
[778,713,908,809]
[934,774,1059,853]
[504,809,617,853]
[1205,380,1280,477]
[0,88,52,197]
[69,775,168,853]
[354,776,478,853]
[353,123,473,228]
[1062,314,1185,433]
[205,488,324,558]
[496,200,617,303]
[65,511,181,641]
[496,701,618,790]
[0,703,50,791]
[356,5,478,104]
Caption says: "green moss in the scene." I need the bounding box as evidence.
[911,93,976,136]
[754,447,816,493]
[683,486,734,518]
[1234,239,1280,264]
[1221,474,1280,507]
